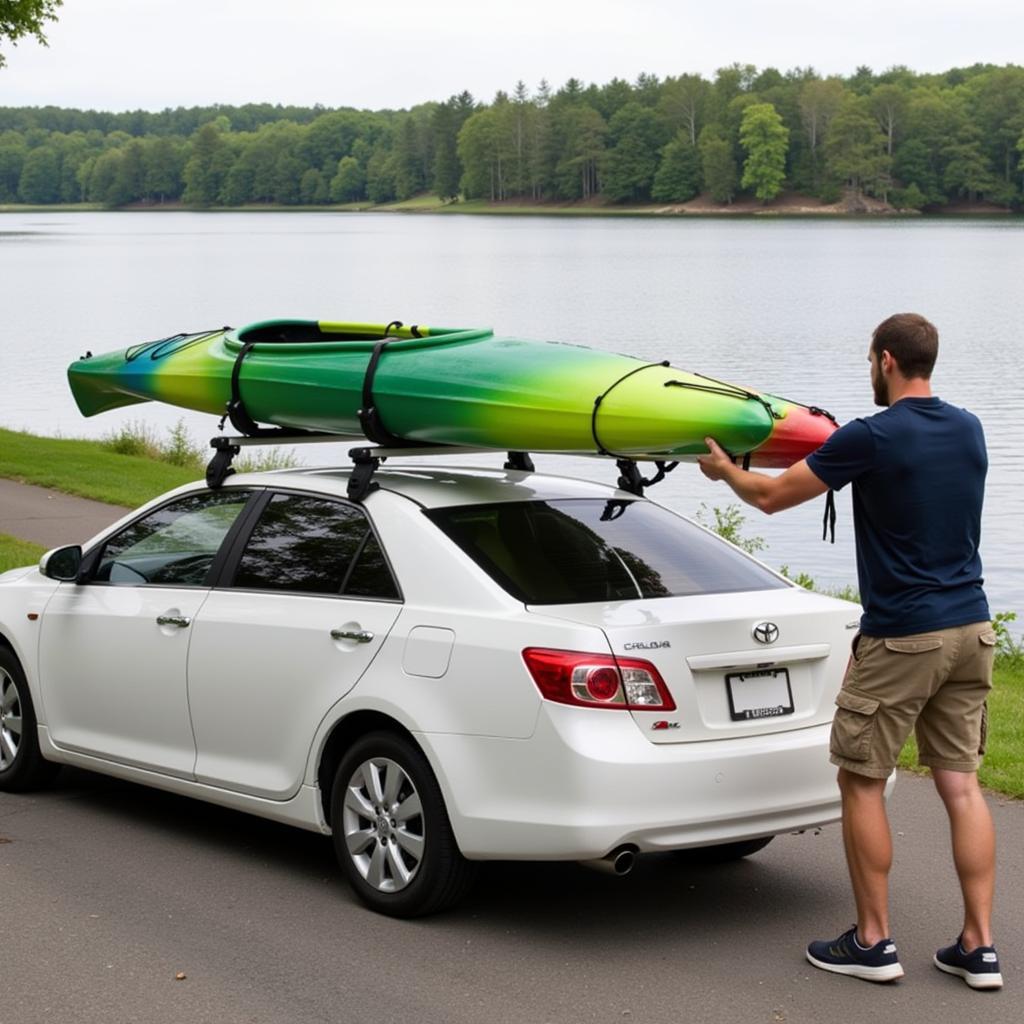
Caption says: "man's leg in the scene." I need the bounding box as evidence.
[837,768,892,946]
[931,767,995,950]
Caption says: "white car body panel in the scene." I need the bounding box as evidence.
[38,583,206,777]
[186,589,402,798]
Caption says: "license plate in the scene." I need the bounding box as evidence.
[726,668,794,721]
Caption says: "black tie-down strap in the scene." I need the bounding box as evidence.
[823,490,836,543]
[222,341,262,435]
[590,361,681,497]
[591,360,672,457]
[221,341,319,438]
[358,322,408,446]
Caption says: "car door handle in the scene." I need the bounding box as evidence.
[331,628,374,644]
[156,614,191,628]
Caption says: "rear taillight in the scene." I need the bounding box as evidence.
[522,648,676,711]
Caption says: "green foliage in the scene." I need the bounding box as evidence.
[698,125,738,203]
[825,96,890,196]
[101,419,163,459]
[602,102,667,202]
[0,0,62,68]
[330,155,365,203]
[651,132,702,202]
[778,565,860,603]
[0,532,46,574]
[694,502,765,555]
[892,181,927,210]
[3,64,1024,209]
[739,102,789,201]
[101,419,202,470]
[992,611,1024,665]
[0,427,199,507]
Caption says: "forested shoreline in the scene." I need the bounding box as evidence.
[2,63,1024,212]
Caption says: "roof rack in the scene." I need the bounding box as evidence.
[205,432,676,501]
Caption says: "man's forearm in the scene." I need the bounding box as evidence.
[715,462,776,512]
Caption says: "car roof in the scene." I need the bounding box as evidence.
[225,463,632,509]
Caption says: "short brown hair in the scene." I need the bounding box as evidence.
[871,313,938,379]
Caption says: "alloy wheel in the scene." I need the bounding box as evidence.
[0,667,23,770]
[342,757,425,893]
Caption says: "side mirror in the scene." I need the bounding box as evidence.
[40,545,83,582]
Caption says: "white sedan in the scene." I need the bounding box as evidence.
[0,463,860,916]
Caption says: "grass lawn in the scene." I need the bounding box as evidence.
[0,533,46,573]
[899,658,1024,797]
[0,427,199,507]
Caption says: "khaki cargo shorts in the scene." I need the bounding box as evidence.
[830,621,996,779]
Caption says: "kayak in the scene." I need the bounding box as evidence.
[67,319,837,467]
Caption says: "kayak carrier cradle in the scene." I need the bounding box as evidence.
[207,433,675,502]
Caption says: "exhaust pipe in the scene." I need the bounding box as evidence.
[579,844,638,876]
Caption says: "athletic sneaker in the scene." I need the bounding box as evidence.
[934,936,1003,990]
[806,925,905,982]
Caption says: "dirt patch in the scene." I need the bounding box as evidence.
[659,189,901,216]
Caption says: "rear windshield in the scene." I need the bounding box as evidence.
[426,499,787,604]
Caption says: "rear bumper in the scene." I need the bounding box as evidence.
[420,705,876,860]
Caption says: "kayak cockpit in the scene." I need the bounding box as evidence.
[235,319,489,345]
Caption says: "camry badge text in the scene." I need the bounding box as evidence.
[623,640,671,651]
[752,622,780,645]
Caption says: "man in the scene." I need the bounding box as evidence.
[697,313,1001,989]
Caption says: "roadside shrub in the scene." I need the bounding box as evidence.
[695,502,765,555]
[101,419,162,459]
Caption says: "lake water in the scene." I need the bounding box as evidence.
[1,211,1022,621]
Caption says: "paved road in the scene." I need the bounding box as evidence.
[1,769,1020,1024]
[0,479,127,549]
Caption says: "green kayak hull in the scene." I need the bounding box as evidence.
[67,320,836,467]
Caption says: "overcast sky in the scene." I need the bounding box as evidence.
[2,0,1023,112]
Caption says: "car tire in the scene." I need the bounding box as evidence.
[676,835,774,864]
[0,647,60,792]
[331,731,477,917]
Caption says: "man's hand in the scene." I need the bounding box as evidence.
[696,437,828,514]
[697,437,734,481]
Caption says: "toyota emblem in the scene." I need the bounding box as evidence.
[752,621,779,644]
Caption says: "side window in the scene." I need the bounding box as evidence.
[94,490,252,586]
[231,493,400,600]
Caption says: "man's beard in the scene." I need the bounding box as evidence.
[872,371,890,407]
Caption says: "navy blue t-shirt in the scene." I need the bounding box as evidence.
[806,397,989,636]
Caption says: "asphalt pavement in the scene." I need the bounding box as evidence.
[0,769,1020,1024]
[0,478,128,549]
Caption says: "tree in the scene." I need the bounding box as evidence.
[870,84,908,157]
[0,0,62,68]
[699,125,737,203]
[651,131,701,202]
[457,107,502,200]
[143,136,186,202]
[799,78,846,189]
[659,73,709,145]
[183,122,233,206]
[943,122,995,200]
[330,155,365,202]
[0,135,26,200]
[553,104,606,199]
[825,97,890,197]
[299,167,328,204]
[739,102,789,200]
[17,143,59,202]
[601,102,667,202]
[431,93,474,200]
